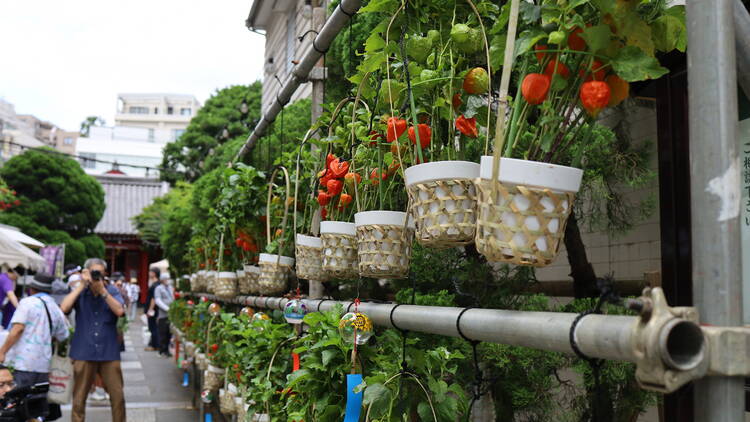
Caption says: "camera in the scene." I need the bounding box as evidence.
[91,270,102,281]
[0,382,49,421]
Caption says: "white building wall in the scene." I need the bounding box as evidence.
[536,102,662,283]
[76,134,164,177]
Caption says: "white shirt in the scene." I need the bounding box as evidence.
[5,294,70,373]
[126,283,140,303]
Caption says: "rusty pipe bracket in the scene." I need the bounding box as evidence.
[632,287,708,393]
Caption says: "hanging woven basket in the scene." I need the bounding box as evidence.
[196,352,208,371]
[189,274,199,292]
[206,271,217,294]
[475,156,582,266]
[244,265,261,294]
[320,221,358,279]
[405,161,480,248]
[219,381,238,415]
[195,270,207,292]
[214,272,238,300]
[235,397,247,420]
[258,254,294,295]
[203,364,225,392]
[295,234,327,281]
[355,211,415,279]
[185,341,196,358]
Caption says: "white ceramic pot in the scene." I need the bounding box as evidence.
[478,156,582,193]
[296,233,322,247]
[354,211,415,228]
[354,211,415,278]
[320,221,356,236]
[244,264,260,274]
[217,271,237,280]
[405,160,480,186]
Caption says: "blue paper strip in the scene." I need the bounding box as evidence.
[343,373,363,422]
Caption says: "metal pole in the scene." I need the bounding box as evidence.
[734,0,750,99]
[686,1,744,421]
[236,0,362,160]
[195,294,699,366]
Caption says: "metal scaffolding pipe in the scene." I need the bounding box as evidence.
[735,0,750,99]
[236,0,362,160]
[194,294,703,369]
[686,0,745,421]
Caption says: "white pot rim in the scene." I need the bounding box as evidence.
[198,270,206,275]
[218,271,237,279]
[259,253,295,266]
[207,364,224,373]
[405,160,480,186]
[207,271,217,276]
[354,211,415,229]
[296,234,323,247]
[320,221,356,236]
[236,270,245,276]
[479,156,583,193]
[244,265,260,273]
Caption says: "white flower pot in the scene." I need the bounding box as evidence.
[475,156,583,266]
[295,234,326,281]
[405,161,480,247]
[354,211,415,278]
[258,254,294,295]
[320,222,358,279]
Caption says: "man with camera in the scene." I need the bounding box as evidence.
[0,364,51,421]
[60,258,126,422]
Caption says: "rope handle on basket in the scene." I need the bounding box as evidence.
[490,0,521,198]
[266,166,292,266]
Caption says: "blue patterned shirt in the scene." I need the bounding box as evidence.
[69,285,124,362]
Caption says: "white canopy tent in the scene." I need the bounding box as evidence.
[0,224,44,249]
[0,230,46,272]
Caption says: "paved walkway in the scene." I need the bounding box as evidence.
[61,313,198,422]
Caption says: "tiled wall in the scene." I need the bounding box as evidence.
[536,100,662,283]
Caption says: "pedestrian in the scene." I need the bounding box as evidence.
[154,275,174,357]
[65,265,82,290]
[126,277,140,321]
[0,272,69,386]
[60,258,126,422]
[0,268,20,329]
[0,365,14,399]
[144,267,160,352]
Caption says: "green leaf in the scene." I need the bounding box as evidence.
[590,0,615,14]
[580,24,612,54]
[515,29,547,58]
[623,18,654,56]
[611,46,669,82]
[321,349,337,367]
[359,0,397,13]
[652,12,686,53]
[417,402,434,421]
[519,2,541,24]
[363,383,392,419]
[548,30,566,45]
[463,95,486,119]
[566,0,590,10]
[364,32,386,53]
[489,34,507,72]
[359,52,386,73]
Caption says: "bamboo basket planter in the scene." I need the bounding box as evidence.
[196,352,208,371]
[405,161,480,248]
[203,364,224,392]
[196,270,207,292]
[244,265,260,294]
[355,211,415,279]
[206,271,217,294]
[295,234,327,281]
[235,397,247,420]
[320,221,358,279]
[475,157,582,266]
[258,253,294,295]
[219,382,238,415]
[214,271,238,300]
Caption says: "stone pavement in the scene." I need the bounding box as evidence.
[61,312,198,422]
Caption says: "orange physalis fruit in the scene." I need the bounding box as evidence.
[521,73,551,105]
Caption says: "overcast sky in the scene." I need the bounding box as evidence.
[0,0,265,131]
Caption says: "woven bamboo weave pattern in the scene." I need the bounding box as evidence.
[196,353,208,371]
[237,272,252,294]
[407,179,477,247]
[203,367,224,392]
[190,276,200,292]
[185,342,196,358]
[194,274,207,292]
[356,224,414,279]
[475,178,574,267]
[236,399,247,420]
[246,269,260,295]
[296,244,327,281]
[214,275,238,300]
[206,273,216,294]
[258,262,291,295]
[321,233,358,279]
[220,388,237,415]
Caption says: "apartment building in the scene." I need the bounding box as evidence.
[115,93,201,140]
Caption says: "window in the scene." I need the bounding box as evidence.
[148,128,154,142]
[63,137,74,145]
[172,129,185,140]
[79,153,96,169]
[167,106,174,115]
[128,106,149,114]
[180,108,191,116]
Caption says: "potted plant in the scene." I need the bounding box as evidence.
[258,166,295,295]
[473,0,683,266]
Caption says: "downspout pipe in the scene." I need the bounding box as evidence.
[236,0,362,160]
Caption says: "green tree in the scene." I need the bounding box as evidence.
[160,83,262,185]
[0,148,105,264]
[79,116,106,137]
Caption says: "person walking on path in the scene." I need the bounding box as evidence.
[0,273,69,386]
[126,277,140,321]
[154,275,174,357]
[0,268,20,329]
[60,258,127,422]
[144,268,160,352]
